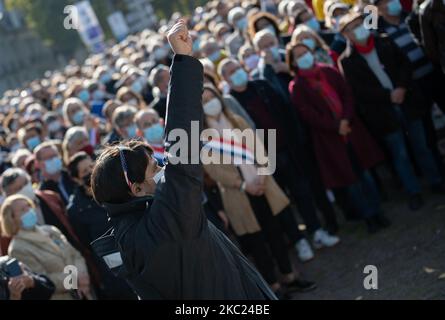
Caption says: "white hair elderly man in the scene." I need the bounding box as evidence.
[111,105,139,142]
[10,149,32,170]
[225,6,247,57]
[250,29,291,102]
[34,141,75,205]
[148,65,170,119]
[253,29,289,73]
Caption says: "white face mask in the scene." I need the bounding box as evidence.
[17,182,36,202]
[152,167,165,185]
[203,98,223,117]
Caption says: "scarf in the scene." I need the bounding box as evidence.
[204,114,258,184]
[354,35,375,54]
[299,64,344,119]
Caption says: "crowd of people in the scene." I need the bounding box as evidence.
[0,0,444,300]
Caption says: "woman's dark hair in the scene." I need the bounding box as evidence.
[92,140,153,204]
[68,151,90,179]
[293,9,306,26]
[247,11,280,42]
[25,123,43,136]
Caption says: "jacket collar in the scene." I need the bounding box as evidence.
[104,196,154,219]
[15,226,62,255]
[343,34,386,59]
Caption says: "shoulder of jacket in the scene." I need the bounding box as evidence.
[8,237,32,256]
[252,79,269,88]
[232,113,250,129]
[419,0,431,14]
[39,225,62,237]
[338,46,353,63]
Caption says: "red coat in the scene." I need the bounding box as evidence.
[289,64,385,189]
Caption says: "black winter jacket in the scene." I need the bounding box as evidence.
[339,35,427,137]
[104,54,276,300]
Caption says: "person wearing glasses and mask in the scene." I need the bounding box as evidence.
[91,20,277,300]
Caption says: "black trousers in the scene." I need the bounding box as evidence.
[417,68,445,177]
[301,144,340,231]
[273,150,321,234]
[237,195,293,285]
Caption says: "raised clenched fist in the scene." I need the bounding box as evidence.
[167,19,193,56]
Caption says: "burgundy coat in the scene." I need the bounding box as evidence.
[289,64,384,189]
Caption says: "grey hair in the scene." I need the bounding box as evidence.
[135,109,159,129]
[1,168,30,193]
[217,58,239,79]
[148,65,169,88]
[62,97,85,124]
[63,126,88,150]
[227,7,245,26]
[11,149,31,168]
[112,105,138,128]
[252,29,277,51]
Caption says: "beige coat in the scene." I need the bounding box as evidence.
[204,113,290,236]
[8,225,88,300]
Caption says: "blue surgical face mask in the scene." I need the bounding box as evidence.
[131,81,143,94]
[45,157,63,175]
[72,110,85,125]
[302,38,316,51]
[78,90,90,103]
[263,25,276,35]
[305,17,321,33]
[208,50,222,63]
[236,17,247,30]
[333,16,344,31]
[154,47,168,61]
[26,136,41,151]
[144,123,165,143]
[269,46,281,61]
[126,124,138,139]
[93,90,106,101]
[193,39,201,53]
[21,208,38,230]
[387,0,402,16]
[296,51,315,70]
[230,68,249,87]
[353,24,371,42]
[48,121,62,133]
[244,54,260,71]
[100,72,112,84]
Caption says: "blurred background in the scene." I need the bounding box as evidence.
[0,0,208,94]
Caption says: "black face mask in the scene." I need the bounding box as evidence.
[82,173,92,189]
